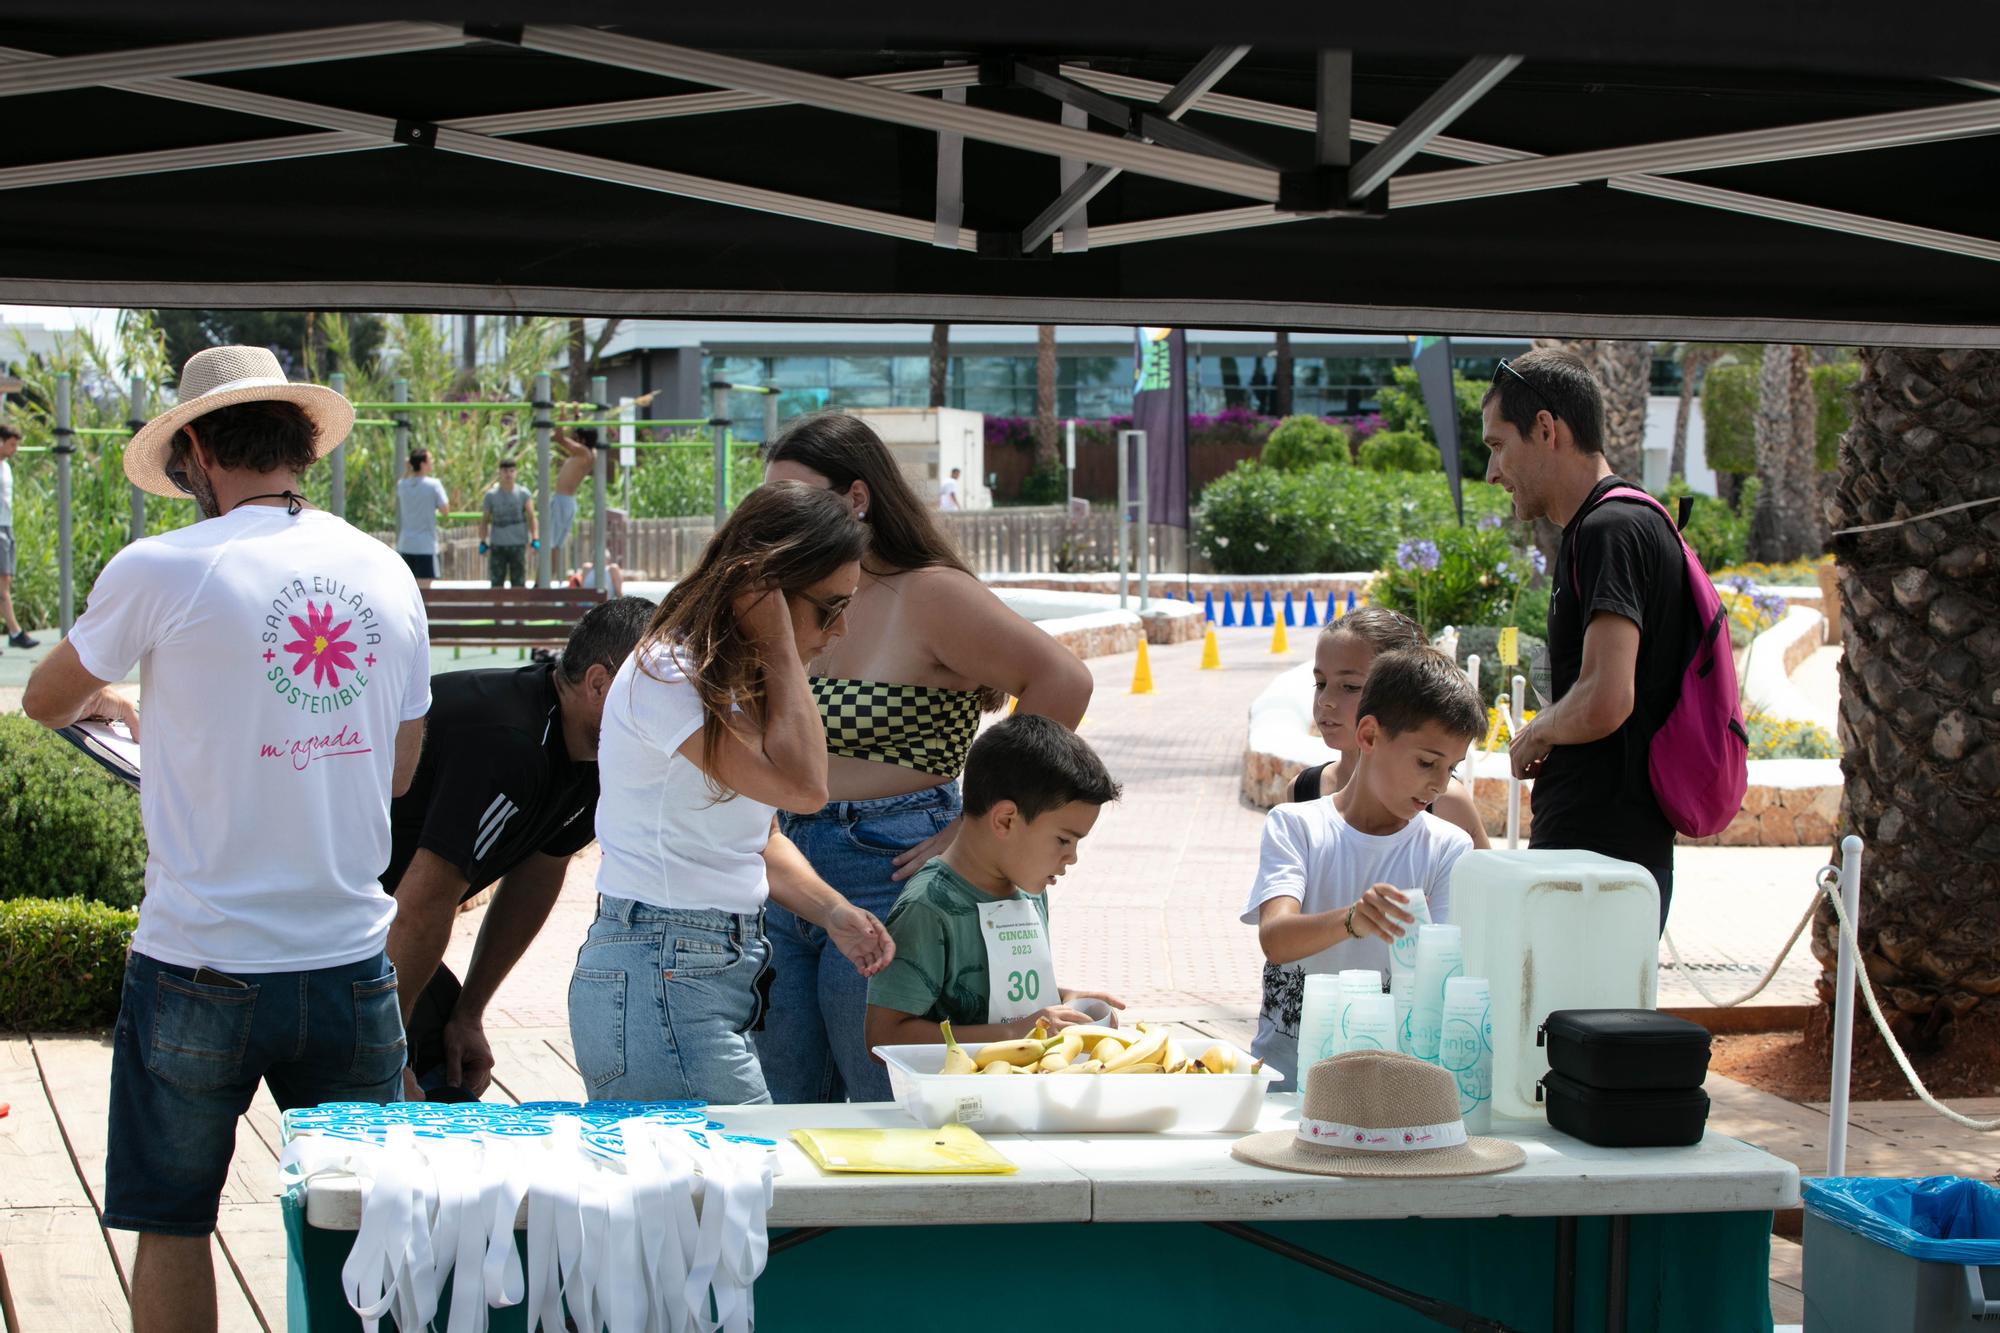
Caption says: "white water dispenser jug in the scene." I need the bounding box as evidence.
[1449,849,1660,1119]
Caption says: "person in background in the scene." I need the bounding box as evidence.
[548,429,595,574]
[1481,348,1691,924]
[395,449,451,588]
[479,459,537,589]
[938,466,963,511]
[759,411,1093,1103]
[383,596,654,1100]
[0,424,38,649]
[571,481,894,1105]
[1292,606,1488,848]
[22,347,430,1333]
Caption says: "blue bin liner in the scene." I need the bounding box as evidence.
[1803,1176,2000,1265]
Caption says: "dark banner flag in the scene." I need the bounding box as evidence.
[1132,326,1190,528]
[1412,334,1464,524]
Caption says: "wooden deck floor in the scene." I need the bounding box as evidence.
[2,1031,1993,1331]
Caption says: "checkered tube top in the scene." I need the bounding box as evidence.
[810,675,983,778]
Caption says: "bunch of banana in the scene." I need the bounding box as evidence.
[942,1021,1259,1076]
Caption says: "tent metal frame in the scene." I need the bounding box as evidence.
[2,21,1998,337]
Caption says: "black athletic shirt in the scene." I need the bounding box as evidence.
[383,662,599,902]
[1528,475,1693,872]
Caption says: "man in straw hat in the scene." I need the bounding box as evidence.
[1232,1049,1525,1178]
[24,345,433,1333]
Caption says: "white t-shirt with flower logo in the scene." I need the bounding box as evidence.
[67,506,431,971]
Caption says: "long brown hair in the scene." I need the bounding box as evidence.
[763,411,972,579]
[635,481,866,791]
[764,411,1007,710]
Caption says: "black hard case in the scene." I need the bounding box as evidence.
[1537,1009,1712,1091]
[1538,1071,1711,1148]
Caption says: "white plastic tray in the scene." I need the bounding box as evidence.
[874,1041,1279,1135]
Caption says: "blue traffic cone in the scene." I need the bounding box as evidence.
[1261,590,1275,627]
[1221,592,1236,627]
[1302,590,1319,627]
[1283,591,1297,626]
[1203,591,1217,624]
[1346,589,1358,613]
[1241,590,1256,626]
[1325,589,1338,623]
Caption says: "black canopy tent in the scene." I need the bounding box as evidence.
[0,8,1999,343]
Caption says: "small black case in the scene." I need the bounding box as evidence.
[1538,1071,1711,1148]
[1538,1009,1712,1091]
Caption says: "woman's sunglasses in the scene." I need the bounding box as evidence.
[793,589,851,631]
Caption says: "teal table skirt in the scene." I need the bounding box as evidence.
[285,1193,1774,1332]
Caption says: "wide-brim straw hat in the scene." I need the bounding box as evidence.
[125,345,353,498]
[1232,1049,1525,1179]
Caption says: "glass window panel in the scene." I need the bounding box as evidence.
[827,385,893,408]
[764,355,829,388]
[961,356,1023,388]
[830,355,891,386]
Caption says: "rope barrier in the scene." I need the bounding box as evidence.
[1829,494,1999,537]
[1661,897,1818,1009]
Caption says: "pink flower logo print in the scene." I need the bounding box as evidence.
[282,600,359,689]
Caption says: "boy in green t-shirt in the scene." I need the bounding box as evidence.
[865,714,1126,1049]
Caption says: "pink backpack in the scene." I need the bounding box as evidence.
[1571,486,1749,838]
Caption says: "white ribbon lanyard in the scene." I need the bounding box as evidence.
[1297,1116,1470,1153]
[978,895,1057,1024]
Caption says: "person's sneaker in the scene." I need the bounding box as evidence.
[8,631,38,649]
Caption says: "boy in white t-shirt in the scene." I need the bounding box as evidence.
[1242,647,1486,1088]
[23,347,431,1330]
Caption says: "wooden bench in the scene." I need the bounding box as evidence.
[421,586,608,655]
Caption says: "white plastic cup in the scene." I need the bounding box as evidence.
[1392,973,1416,1056]
[1441,975,1494,1133]
[1410,924,1464,1063]
[1343,993,1397,1053]
[1388,890,1434,978]
[1296,973,1343,1072]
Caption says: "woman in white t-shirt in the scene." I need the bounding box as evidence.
[572,481,894,1104]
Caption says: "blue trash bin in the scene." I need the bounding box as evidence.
[1802,1176,2000,1331]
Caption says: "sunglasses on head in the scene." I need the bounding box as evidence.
[1493,358,1561,424]
[793,589,851,631]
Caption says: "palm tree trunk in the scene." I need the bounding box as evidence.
[1750,344,1823,560]
[1821,345,2000,1047]
[928,323,950,408]
[1671,345,1719,482]
[1034,325,1059,468]
[1595,340,1652,479]
[1274,331,1294,416]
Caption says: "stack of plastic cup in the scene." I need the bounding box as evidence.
[1392,973,1416,1056]
[1343,993,1397,1052]
[1333,969,1384,1054]
[1295,973,1343,1073]
[1409,923,1464,1063]
[1387,889,1433,981]
[1441,976,1494,1131]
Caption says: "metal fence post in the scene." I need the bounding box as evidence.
[1507,673,1527,848]
[764,392,779,446]
[1115,429,1133,608]
[534,372,553,586]
[711,381,730,526]
[126,376,146,542]
[1828,835,1864,1177]
[591,374,610,593]
[56,374,74,633]
[1134,429,1150,611]
[328,371,347,518]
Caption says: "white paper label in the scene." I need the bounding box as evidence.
[954,1096,985,1125]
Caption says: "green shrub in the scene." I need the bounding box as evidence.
[1670,477,1759,572]
[1261,415,1351,472]
[1810,361,1860,472]
[1016,460,1068,506]
[0,896,135,1030]
[0,716,147,909]
[1375,365,1491,479]
[1700,360,1759,474]
[1191,462,1337,575]
[623,442,766,518]
[1745,711,1840,760]
[1194,466,1516,575]
[1358,430,1442,474]
[1455,625,1551,703]
[1365,524,1542,631]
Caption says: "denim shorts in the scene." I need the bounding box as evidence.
[568,898,773,1106]
[757,784,960,1103]
[105,950,404,1236]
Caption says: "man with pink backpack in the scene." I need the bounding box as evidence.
[1479,348,1749,927]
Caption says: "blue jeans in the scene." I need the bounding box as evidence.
[568,897,773,1105]
[105,950,404,1236]
[757,785,960,1103]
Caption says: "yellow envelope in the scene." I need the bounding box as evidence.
[789,1124,1017,1175]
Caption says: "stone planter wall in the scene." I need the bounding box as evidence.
[1046,618,1142,659]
